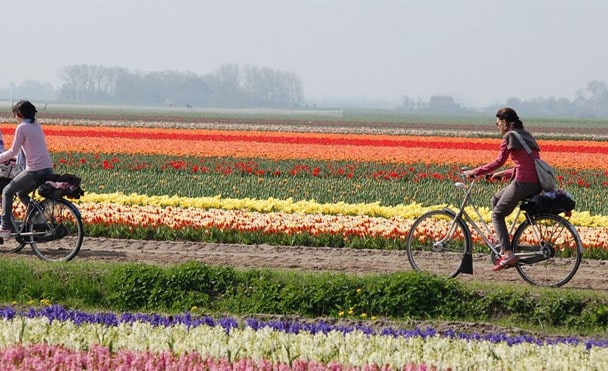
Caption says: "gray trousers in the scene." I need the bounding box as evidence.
[2,168,53,229]
[492,181,542,253]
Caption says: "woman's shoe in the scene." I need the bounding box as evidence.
[493,255,519,271]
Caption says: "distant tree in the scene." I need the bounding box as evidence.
[241,65,304,107]
[58,65,126,103]
[505,81,608,118]
[401,96,414,110]
[205,64,304,107]
[575,80,608,117]
[56,63,304,107]
[6,80,56,101]
[205,64,246,106]
[59,66,211,106]
[506,96,575,117]
[114,70,210,106]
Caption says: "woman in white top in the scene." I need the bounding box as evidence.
[0,100,53,237]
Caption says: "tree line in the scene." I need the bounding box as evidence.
[3,66,608,117]
[400,80,608,118]
[1,64,305,108]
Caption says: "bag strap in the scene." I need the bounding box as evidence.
[509,131,533,155]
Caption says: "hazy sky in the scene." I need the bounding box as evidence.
[3,0,607,107]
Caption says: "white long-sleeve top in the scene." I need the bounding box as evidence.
[0,119,53,171]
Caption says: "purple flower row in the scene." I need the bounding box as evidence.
[2,305,607,350]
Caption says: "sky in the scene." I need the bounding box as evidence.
[2,0,607,107]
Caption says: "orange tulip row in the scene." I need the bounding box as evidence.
[1,123,606,169]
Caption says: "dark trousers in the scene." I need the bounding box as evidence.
[1,168,53,229]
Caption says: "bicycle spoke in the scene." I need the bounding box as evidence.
[512,214,582,287]
[28,199,84,262]
[406,210,469,278]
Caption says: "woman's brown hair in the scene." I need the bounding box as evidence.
[12,100,37,121]
[496,107,523,130]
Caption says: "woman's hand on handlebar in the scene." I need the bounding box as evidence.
[489,170,510,181]
[463,170,476,180]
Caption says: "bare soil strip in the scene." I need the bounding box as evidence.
[67,237,608,291]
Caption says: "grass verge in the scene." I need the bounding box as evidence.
[1,257,607,337]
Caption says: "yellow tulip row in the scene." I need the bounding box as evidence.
[78,192,608,228]
[76,192,608,250]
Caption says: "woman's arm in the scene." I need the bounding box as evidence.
[0,124,24,163]
[491,168,514,180]
[465,140,510,179]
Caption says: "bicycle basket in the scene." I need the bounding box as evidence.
[520,190,576,216]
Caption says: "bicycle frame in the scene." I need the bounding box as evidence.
[19,200,54,239]
[9,198,48,242]
[443,174,545,261]
[406,169,583,286]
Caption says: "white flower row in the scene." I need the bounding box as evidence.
[1,316,607,370]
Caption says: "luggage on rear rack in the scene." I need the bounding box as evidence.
[520,190,575,216]
[37,173,85,199]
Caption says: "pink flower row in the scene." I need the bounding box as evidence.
[0,343,428,371]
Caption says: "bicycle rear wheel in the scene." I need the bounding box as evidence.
[406,209,470,278]
[512,213,582,287]
[25,199,84,262]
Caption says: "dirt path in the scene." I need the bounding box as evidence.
[60,237,608,291]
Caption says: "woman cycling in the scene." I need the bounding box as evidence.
[464,107,542,271]
[0,100,53,237]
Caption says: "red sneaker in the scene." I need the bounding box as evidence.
[493,255,519,271]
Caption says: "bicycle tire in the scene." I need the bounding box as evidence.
[26,198,84,262]
[0,233,26,253]
[0,196,28,253]
[512,213,582,288]
[406,209,471,278]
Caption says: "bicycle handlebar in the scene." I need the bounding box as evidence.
[458,167,495,182]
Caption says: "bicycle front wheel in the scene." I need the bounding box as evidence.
[512,213,583,288]
[25,199,84,262]
[0,195,28,253]
[406,209,470,278]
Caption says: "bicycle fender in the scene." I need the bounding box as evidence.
[461,253,474,275]
[439,207,474,275]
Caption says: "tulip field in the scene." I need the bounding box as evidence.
[2,115,607,254]
[1,110,608,369]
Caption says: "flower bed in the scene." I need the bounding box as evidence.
[1,305,607,370]
[3,123,608,170]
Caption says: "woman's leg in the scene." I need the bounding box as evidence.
[492,182,541,255]
[1,171,36,231]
